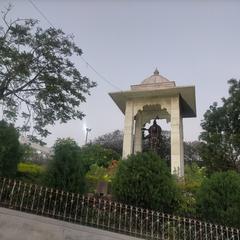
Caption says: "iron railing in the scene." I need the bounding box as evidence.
[0,177,239,240]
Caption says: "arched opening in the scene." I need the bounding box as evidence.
[142,118,171,167]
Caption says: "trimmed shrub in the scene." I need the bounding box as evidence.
[196,171,240,227]
[112,152,181,212]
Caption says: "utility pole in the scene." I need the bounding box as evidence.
[85,128,91,144]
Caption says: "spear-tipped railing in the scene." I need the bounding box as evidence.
[0,178,239,240]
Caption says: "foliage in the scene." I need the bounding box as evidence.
[93,130,123,154]
[85,164,110,194]
[81,143,120,171]
[18,162,45,174]
[112,152,181,212]
[200,79,240,174]
[85,164,110,182]
[184,141,202,163]
[17,162,45,184]
[177,163,206,217]
[85,160,119,194]
[0,120,21,177]
[158,132,171,163]
[181,163,206,194]
[44,138,85,193]
[20,143,50,164]
[196,171,240,228]
[0,6,96,143]
[107,159,119,177]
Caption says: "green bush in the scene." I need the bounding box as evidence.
[85,164,110,193]
[0,120,21,177]
[81,144,120,170]
[177,163,206,217]
[112,152,181,212]
[17,162,45,184]
[18,162,45,174]
[44,138,85,194]
[184,164,206,192]
[196,171,240,227]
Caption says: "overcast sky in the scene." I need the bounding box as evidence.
[1,0,240,147]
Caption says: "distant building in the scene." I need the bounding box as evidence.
[19,136,52,163]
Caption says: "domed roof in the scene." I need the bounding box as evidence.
[131,68,176,91]
[141,68,170,84]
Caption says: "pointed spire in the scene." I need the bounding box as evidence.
[154,68,159,75]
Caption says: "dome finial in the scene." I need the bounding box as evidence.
[154,68,159,75]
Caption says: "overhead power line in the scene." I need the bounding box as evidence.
[28,0,55,28]
[27,0,121,91]
[80,56,121,90]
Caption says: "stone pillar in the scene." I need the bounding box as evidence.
[122,100,134,158]
[170,96,184,177]
[134,112,142,153]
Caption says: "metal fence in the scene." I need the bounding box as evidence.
[0,177,239,240]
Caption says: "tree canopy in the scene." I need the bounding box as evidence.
[93,130,123,155]
[200,79,240,173]
[0,120,21,177]
[80,143,120,170]
[0,7,96,143]
[184,141,202,164]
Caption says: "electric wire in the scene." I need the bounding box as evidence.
[27,0,122,91]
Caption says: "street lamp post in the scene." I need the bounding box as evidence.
[85,128,91,144]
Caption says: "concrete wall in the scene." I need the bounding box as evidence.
[0,207,141,240]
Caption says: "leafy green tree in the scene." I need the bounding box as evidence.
[200,79,240,173]
[93,130,123,155]
[112,152,180,212]
[44,138,85,193]
[81,144,120,170]
[20,143,50,164]
[184,141,202,164]
[0,6,96,143]
[196,171,240,227]
[0,120,21,177]
[157,131,171,163]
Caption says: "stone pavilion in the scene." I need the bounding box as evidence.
[109,69,196,177]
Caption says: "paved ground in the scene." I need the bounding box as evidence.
[0,207,141,240]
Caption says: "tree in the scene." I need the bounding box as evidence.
[112,152,181,212]
[0,120,21,177]
[81,143,120,171]
[20,143,49,164]
[0,6,96,143]
[184,141,202,164]
[196,171,240,227]
[93,130,123,155]
[44,138,85,193]
[200,79,240,173]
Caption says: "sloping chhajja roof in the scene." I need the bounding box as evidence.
[109,69,196,118]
